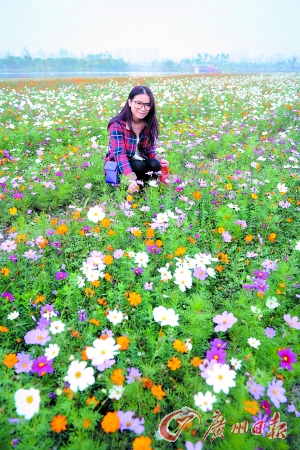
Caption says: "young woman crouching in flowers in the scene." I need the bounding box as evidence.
[104,85,169,191]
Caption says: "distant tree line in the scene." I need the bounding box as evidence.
[0,49,299,74]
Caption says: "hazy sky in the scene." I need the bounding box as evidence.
[1,0,299,61]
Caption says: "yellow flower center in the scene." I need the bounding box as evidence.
[126,421,131,426]
[38,362,45,367]
[101,350,106,354]
[162,316,166,321]
[283,356,288,361]
[223,320,227,324]
[38,335,43,340]
[214,355,219,360]
[218,375,223,380]
[273,389,277,394]
[27,396,33,403]
[75,371,82,378]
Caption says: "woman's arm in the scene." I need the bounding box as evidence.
[108,122,134,176]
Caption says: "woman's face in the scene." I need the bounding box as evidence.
[128,94,151,122]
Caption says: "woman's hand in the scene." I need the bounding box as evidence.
[160,158,169,167]
[126,172,137,181]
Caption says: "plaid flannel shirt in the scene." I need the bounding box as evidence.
[105,120,158,176]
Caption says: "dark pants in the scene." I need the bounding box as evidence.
[130,158,161,182]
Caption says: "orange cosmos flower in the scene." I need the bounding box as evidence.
[193,191,202,200]
[1,267,10,276]
[173,339,187,353]
[244,400,259,415]
[152,404,161,414]
[174,246,186,256]
[167,356,181,371]
[268,233,276,242]
[101,412,120,433]
[190,357,203,367]
[101,218,110,228]
[132,436,152,450]
[146,228,155,238]
[3,353,18,368]
[128,292,142,306]
[151,384,166,400]
[56,224,68,234]
[0,326,9,333]
[89,318,100,326]
[141,377,154,389]
[86,396,99,406]
[116,335,130,350]
[110,368,125,385]
[50,414,68,433]
[83,418,91,428]
[104,255,113,265]
[156,239,163,247]
[245,234,253,243]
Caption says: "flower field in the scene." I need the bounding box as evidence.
[0,74,300,450]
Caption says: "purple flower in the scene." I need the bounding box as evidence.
[206,347,226,364]
[24,328,51,346]
[246,251,258,258]
[100,328,114,338]
[55,271,68,280]
[251,412,270,437]
[144,282,153,290]
[261,400,272,415]
[113,249,124,259]
[193,267,208,280]
[222,231,232,243]
[213,311,238,332]
[262,259,277,271]
[40,304,55,317]
[267,378,287,408]
[78,309,87,322]
[265,327,276,338]
[248,381,265,400]
[287,404,300,418]
[9,254,18,263]
[131,267,144,275]
[252,269,269,280]
[2,292,14,302]
[13,191,24,200]
[146,244,162,254]
[96,358,116,371]
[278,348,297,371]
[14,352,33,373]
[117,411,145,434]
[31,356,54,376]
[126,367,142,384]
[185,442,203,450]
[210,338,227,349]
[37,317,50,329]
[283,314,300,329]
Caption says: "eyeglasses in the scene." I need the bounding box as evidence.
[133,100,151,111]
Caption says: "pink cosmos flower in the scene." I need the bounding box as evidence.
[283,314,300,329]
[267,378,287,408]
[213,311,238,332]
[278,348,297,371]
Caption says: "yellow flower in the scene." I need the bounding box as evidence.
[9,207,17,215]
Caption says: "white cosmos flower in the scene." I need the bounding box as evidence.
[127,251,135,258]
[87,205,105,223]
[85,269,102,282]
[7,311,19,320]
[206,363,236,394]
[15,388,41,420]
[227,203,240,211]
[266,297,280,309]
[207,267,216,278]
[134,252,149,268]
[248,337,261,349]
[158,266,172,282]
[49,320,65,334]
[251,305,262,314]
[156,213,169,223]
[230,358,242,370]
[64,360,95,392]
[76,276,85,288]
[166,210,178,219]
[107,309,123,325]
[108,385,125,400]
[86,337,120,366]
[277,183,288,194]
[153,305,179,326]
[194,391,217,412]
[148,180,158,187]
[295,240,300,251]
[174,270,193,292]
[44,343,60,360]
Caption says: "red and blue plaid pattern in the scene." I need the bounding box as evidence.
[104,120,157,176]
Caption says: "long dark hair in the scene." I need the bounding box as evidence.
[107,85,159,147]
